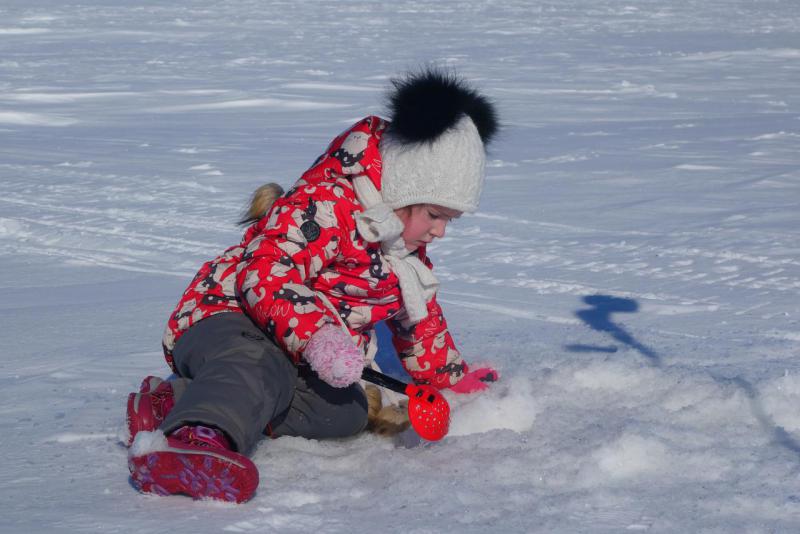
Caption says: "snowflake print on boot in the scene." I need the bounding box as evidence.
[128,425,259,503]
[124,376,175,447]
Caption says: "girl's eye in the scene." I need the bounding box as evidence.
[428,208,455,222]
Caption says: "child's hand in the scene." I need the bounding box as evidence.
[449,367,499,394]
[303,324,365,388]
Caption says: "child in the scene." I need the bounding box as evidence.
[126,68,500,503]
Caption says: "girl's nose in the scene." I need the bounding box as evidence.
[430,222,446,238]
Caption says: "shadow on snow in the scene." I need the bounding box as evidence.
[565,294,661,366]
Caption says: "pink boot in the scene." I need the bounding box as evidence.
[125,376,275,446]
[128,425,259,503]
[125,376,175,447]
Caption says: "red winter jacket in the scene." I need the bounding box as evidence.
[162,116,470,389]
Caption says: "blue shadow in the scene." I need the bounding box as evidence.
[373,321,411,380]
[724,375,800,459]
[565,294,661,365]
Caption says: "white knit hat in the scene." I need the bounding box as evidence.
[379,69,498,214]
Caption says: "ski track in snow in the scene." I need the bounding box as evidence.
[1,0,800,532]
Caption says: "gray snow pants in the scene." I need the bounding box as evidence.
[160,313,368,454]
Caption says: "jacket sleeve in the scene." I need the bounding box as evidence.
[235,185,354,362]
[386,261,470,389]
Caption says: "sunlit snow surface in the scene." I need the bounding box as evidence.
[1,1,800,531]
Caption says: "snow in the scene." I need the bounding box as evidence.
[1,0,799,531]
[129,430,169,457]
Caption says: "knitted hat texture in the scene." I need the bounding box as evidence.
[379,69,498,213]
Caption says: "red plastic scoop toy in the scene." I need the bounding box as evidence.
[361,367,450,441]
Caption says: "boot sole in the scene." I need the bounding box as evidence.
[129,444,259,503]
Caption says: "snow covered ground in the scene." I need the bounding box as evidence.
[1,0,799,531]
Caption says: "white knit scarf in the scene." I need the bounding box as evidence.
[351,174,439,324]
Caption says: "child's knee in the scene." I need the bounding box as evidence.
[343,387,369,436]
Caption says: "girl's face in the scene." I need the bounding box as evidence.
[394,204,462,251]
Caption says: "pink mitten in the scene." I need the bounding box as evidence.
[449,367,499,394]
[303,324,364,388]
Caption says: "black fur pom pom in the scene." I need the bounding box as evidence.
[385,68,498,146]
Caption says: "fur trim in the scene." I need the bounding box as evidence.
[239,182,284,225]
[365,385,411,437]
[385,67,498,146]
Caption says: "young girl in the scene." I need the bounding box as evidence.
[126,68,499,503]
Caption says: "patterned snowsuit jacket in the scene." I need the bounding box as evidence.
[162,116,470,389]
